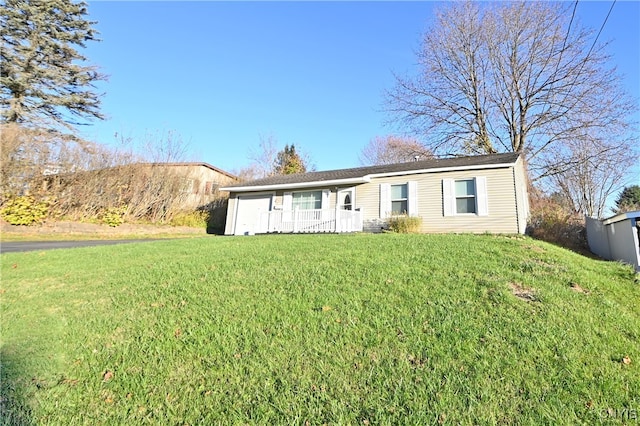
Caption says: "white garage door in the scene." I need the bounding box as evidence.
[234,195,272,235]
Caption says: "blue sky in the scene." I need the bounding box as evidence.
[81,1,640,177]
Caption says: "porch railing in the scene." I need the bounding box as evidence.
[259,208,363,233]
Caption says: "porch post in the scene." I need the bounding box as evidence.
[335,204,340,233]
[293,207,299,233]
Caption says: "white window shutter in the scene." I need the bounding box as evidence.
[283,192,293,221]
[407,181,418,216]
[442,179,454,216]
[321,189,330,209]
[380,183,390,218]
[283,192,293,210]
[476,176,488,216]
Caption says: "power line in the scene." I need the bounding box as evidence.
[584,0,616,62]
[530,0,617,160]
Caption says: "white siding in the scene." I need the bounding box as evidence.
[224,195,238,235]
[358,166,522,234]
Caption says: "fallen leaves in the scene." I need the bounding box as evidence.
[622,356,632,365]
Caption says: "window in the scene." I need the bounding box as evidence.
[292,191,322,210]
[442,177,488,216]
[380,182,417,217]
[342,193,352,210]
[181,178,195,193]
[455,179,476,214]
[338,188,355,210]
[391,184,408,214]
[205,182,220,195]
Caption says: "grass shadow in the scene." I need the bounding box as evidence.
[0,347,34,426]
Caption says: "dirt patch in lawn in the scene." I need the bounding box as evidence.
[509,282,537,302]
[569,282,590,294]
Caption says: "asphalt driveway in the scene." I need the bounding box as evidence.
[0,239,161,254]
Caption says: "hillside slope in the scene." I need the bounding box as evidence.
[1,234,638,424]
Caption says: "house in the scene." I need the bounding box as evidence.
[586,211,640,271]
[43,161,237,209]
[147,162,238,210]
[222,152,529,236]
[39,162,237,230]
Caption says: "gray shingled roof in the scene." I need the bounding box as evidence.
[224,152,521,190]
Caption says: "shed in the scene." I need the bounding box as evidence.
[586,211,640,271]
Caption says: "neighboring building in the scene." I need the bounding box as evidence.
[39,162,237,230]
[222,152,529,236]
[586,211,640,271]
[150,162,238,209]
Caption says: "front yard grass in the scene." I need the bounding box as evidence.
[1,233,638,424]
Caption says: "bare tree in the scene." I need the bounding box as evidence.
[359,135,434,165]
[548,137,634,219]
[1,124,214,224]
[140,129,190,163]
[387,1,637,180]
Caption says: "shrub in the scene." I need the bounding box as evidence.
[100,206,127,227]
[526,195,587,252]
[387,215,423,234]
[0,195,49,225]
[169,210,209,228]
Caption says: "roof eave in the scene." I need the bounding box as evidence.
[222,156,519,193]
[222,177,370,192]
[601,210,640,225]
[365,161,517,179]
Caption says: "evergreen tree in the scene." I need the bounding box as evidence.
[0,0,105,130]
[273,144,307,175]
[614,185,640,214]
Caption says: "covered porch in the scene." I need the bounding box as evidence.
[258,208,363,234]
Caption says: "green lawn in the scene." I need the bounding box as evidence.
[1,234,638,424]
